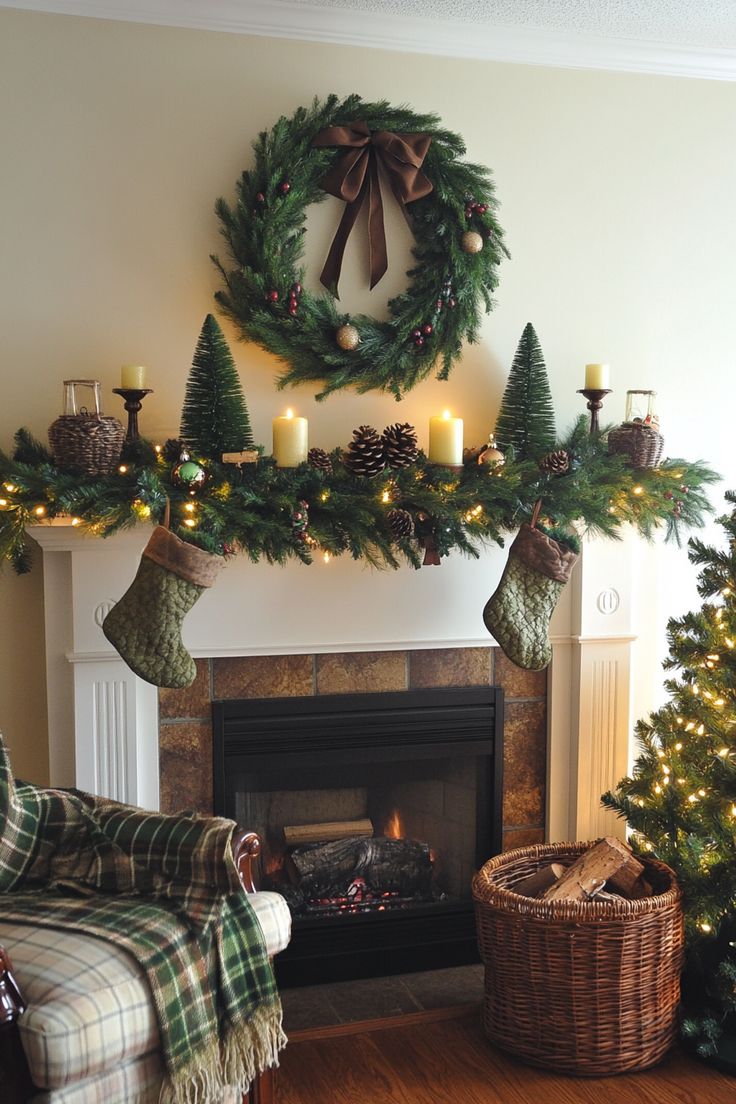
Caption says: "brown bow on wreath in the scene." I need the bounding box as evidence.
[312,121,433,297]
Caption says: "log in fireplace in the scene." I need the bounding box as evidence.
[213,687,503,985]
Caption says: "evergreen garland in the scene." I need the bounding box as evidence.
[180,314,254,458]
[602,491,736,1063]
[0,421,717,574]
[213,94,509,400]
[494,322,557,460]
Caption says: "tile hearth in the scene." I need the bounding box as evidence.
[280,964,484,1033]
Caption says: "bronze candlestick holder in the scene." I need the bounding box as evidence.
[112,388,153,442]
[577,388,612,435]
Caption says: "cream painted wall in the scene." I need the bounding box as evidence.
[1,8,735,785]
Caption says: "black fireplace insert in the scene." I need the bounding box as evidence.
[213,686,503,985]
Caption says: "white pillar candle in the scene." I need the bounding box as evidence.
[428,410,464,466]
[120,364,148,389]
[584,363,610,390]
[272,409,308,467]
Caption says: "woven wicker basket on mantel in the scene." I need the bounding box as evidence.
[48,379,124,477]
[472,841,683,1077]
[608,421,665,469]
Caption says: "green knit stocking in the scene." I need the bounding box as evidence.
[483,523,578,672]
[103,526,223,689]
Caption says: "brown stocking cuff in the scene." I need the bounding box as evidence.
[510,524,578,585]
[142,526,223,588]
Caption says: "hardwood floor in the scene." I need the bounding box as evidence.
[278,1012,734,1103]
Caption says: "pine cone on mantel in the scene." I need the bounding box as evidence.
[382,423,419,470]
[344,425,386,478]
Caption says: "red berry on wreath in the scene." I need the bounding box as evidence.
[664,491,673,500]
[267,289,279,302]
[448,297,457,309]
[680,485,689,494]
[293,282,302,296]
[255,192,265,204]
[414,335,425,348]
[411,328,421,339]
[477,203,487,214]
[435,299,443,311]
[288,304,298,316]
[422,323,433,335]
[279,180,291,194]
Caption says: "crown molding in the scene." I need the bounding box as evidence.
[3,0,736,80]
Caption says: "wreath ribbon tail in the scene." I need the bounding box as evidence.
[367,154,388,291]
[319,191,364,298]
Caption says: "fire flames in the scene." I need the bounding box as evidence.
[384,808,404,839]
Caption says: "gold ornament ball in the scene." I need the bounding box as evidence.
[478,444,505,468]
[336,324,360,351]
[460,230,484,254]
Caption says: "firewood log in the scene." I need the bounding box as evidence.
[291,836,432,896]
[541,837,640,903]
[513,863,565,898]
[283,819,373,847]
[607,854,653,898]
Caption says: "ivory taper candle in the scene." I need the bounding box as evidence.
[120,364,148,389]
[428,410,463,466]
[584,363,610,390]
[272,408,308,467]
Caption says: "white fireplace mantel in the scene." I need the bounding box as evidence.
[29,521,643,842]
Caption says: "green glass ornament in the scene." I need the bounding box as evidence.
[172,451,207,489]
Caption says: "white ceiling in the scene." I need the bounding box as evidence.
[3,0,736,78]
[289,0,736,50]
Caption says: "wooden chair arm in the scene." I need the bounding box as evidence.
[0,947,25,1027]
[0,946,38,1102]
[231,830,261,894]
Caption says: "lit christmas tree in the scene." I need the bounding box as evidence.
[603,490,736,1068]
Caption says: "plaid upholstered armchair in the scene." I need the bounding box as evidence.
[0,737,291,1103]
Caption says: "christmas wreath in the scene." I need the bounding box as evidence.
[213,94,509,400]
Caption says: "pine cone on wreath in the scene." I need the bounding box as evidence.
[539,449,570,476]
[308,447,333,474]
[382,423,419,469]
[344,426,386,478]
[387,508,414,540]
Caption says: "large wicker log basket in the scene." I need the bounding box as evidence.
[472,842,684,1077]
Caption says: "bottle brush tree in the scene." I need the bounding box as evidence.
[494,322,556,461]
[180,314,254,459]
[603,490,736,1067]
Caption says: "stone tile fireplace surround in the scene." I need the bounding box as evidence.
[159,648,547,852]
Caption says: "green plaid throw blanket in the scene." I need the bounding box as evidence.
[0,736,285,1103]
